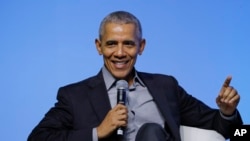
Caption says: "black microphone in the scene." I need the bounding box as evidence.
[116,80,128,136]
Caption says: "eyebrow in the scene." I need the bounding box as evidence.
[105,40,136,44]
[105,40,118,45]
[123,40,136,45]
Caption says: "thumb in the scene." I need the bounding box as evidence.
[219,75,232,95]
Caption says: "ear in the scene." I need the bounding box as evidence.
[95,39,102,55]
[138,39,146,55]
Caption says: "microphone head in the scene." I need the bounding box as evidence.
[116,80,128,89]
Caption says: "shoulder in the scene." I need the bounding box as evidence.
[58,73,103,93]
[137,71,179,85]
[54,74,104,103]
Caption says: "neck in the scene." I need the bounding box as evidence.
[124,68,135,86]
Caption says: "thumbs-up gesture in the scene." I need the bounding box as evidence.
[216,76,240,116]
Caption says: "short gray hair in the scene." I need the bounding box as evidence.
[98,11,142,40]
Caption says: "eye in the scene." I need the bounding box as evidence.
[106,41,117,47]
[123,41,135,47]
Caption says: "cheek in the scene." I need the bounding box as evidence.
[102,49,114,58]
[103,54,112,62]
[128,50,139,58]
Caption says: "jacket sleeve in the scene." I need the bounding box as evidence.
[174,77,243,139]
[27,87,93,141]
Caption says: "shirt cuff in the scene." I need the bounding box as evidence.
[219,110,237,120]
[92,128,98,141]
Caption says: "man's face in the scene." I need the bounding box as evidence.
[95,23,145,81]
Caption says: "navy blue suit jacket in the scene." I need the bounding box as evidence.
[28,70,242,141]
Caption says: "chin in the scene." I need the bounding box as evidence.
[112,72,129,80]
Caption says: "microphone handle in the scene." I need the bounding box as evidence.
[117,88,126,105]
[117,88,126,136]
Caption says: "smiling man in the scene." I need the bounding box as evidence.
[28,11,243,141]
[95,22,145,85]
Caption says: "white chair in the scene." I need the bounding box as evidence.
[180,125,226,141]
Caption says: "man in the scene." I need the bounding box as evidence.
[28,11,242,141]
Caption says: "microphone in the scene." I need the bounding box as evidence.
[116,80,128,136]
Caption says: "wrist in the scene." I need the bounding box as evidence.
[221,110,236,117]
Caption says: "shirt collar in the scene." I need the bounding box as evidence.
[102,66,145,90]
[102,66,116,90]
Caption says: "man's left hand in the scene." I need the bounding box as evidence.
[216,76,240,116]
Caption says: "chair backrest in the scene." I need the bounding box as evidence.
[180,125,225,141]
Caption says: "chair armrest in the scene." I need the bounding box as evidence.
[180,125,225,141]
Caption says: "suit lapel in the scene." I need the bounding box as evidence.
[138,72,180,140]
[87,71,112,122]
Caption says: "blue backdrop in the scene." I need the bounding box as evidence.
[0,1,249,140]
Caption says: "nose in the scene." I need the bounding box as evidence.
[115,44,126,57]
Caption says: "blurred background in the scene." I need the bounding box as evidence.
[0,0,249,140]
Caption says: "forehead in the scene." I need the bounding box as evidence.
[101,23,140,43]
[103,23,136,36]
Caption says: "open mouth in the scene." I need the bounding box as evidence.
[112,60,129,69]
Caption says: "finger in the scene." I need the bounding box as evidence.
[117,120,127,127]
[113,107,128,118]
[116,104,127,109]
[116,109,128,116]
[224,88,237,103]
[216,95,222,105]
[219,76,232,95]
[220,86,233,102]
[117,113,128,120]
[114,104,127,111]
[115,114,128,128]
[228,94,240,104]
[223,76,232,87]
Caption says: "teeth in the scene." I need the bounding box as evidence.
[115,61,126,64]
[114,61,127,68]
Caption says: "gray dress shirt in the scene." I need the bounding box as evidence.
[92,66,165,141]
